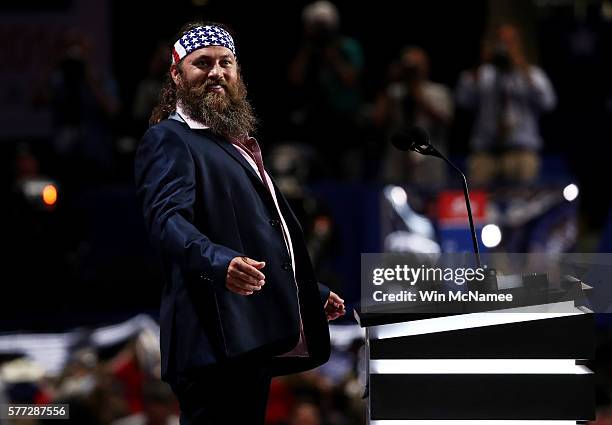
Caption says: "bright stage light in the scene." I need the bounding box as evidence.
[481,224,501,248]
[389,186,407,206]
[21,178,59,210]
[563,183,579,202]
[42,184,58,206]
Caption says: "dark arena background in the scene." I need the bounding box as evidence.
[1,0,612,424]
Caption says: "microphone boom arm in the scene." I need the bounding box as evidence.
[423,144,482,268]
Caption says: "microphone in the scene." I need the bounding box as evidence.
[391,127,482,267]
[391,127,440,157]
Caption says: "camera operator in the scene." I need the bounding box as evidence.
[35,29,121,189]
[456,24,556,186]
[288,1,364,179]
[373,46,453,186]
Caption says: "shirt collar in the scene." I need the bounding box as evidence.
[174,102,209,130]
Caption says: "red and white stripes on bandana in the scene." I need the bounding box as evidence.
[172,25,236,64]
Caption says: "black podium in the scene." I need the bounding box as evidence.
[356,286,595,423]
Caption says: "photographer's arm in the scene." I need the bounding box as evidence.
[289,45,312,86]
[455,70,479,109]
[324,44,360,87]
[412,83,453,125]
[524,67,557,112]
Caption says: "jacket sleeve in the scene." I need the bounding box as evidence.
[318,282,330,306]
[134,125,243,283]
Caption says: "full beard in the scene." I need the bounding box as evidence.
[176,75,257,140]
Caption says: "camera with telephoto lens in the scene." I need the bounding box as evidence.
[402,63,420,82]
[309,21,337,47]
[490,43,512,71]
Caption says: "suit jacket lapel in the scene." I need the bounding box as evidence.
[202,129,312,277]
[268,176,304,234]
[267,175,317,282]
[205,131,277,208]
[211,132,304,237]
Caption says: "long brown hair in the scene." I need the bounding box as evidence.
[149,21,236,126]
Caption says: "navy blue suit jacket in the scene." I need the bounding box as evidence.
[135,119,331,385]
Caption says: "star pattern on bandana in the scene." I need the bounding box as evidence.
[179,25,236,57]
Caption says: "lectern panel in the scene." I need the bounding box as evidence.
[370,373,594,420]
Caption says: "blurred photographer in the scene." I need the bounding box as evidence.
[36,28,121,188]
[373,46,453,186]
[288,1,364,179]
[456,24,556,186]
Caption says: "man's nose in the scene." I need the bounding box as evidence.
[208,63,224,79]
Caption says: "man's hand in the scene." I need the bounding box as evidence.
[226,256,265,295]
[324,291,345,321]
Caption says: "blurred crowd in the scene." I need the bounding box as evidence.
[0,325,366,425]
[16,1,563,196]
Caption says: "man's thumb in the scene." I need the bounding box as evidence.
[243,257,265,268]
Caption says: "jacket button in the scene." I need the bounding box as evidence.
[269,219,279,227]
[281,262,292,271]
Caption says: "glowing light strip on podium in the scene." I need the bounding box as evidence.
[370,359,591,374]
[370,302,584,340]
[370,421,579,425]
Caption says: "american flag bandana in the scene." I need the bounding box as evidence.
[172,25,236,64]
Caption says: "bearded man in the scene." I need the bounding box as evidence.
[134,22,345,424]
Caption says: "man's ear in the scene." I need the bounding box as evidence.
[170,63,181,85]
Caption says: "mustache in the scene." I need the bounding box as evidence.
[205,79,227,87]
[189,79,229,93]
